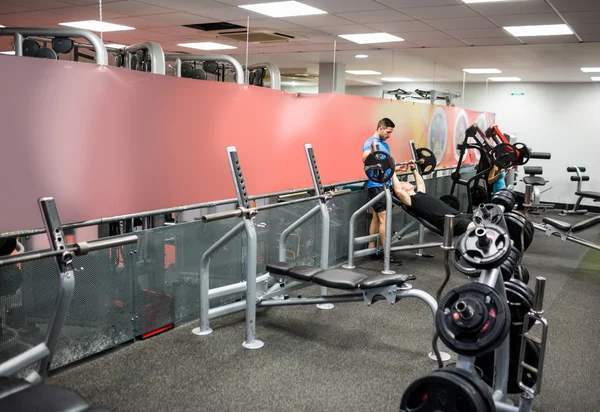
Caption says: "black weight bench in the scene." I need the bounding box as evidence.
[522,166,547,187]
[534,215,600,251]
[563,166,600,214]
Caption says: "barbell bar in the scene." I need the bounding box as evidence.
[0,234,139,267]
[364,158,424,171]
[203,189,351,223]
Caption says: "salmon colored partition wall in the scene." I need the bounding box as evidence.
[0,56,494,233]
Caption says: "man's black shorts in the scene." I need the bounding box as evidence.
[368,186,390,213]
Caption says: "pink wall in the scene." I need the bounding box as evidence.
[0,56,493,233]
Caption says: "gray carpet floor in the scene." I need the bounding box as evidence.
[48,210,600,412]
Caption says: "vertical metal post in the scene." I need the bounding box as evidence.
[176,58,182,77]
[14,33,23,56]
[462,71,467,107]
[242,218,263,349]
[382,186,395,275]
[492,276,510,401]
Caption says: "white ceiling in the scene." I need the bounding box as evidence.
[2,0,600,83]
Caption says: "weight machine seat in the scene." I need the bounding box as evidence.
[0,378,111,411]
[524,166,543,175]
[542,217,572,232]
[522,176,547,186]
[266,263,414,290]
[575,191,600,201]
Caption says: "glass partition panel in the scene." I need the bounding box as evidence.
[327,190,369,265]
[133,218,243,335]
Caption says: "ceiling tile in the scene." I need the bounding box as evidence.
[561,11,600,25]
[550,0,600,12]
[400,5,479,20]
[580,33,600,41]
[54,5,126,20]
[376,0,461,8]
[466,0,553,16]
[142,12,216,25]
[138,0,229,13]
[228,18,301,30]
[414,38,468,47]
[317,24,378,36]
[282,14,355,28]
[0,5,33,15]
[399,30,457,41]
[569,23,600,34]
[14,0,72,9]
[365,20,433,32]
[423,17,497,30]
[0,10,69,26]
[120,29,179,40]
[103,16,170,29]
[99,1,176,16]
[300,0,388,13]
[520,34,580,44]
[488,13,563,26]
[445,28,510,39]
[373,40,420,49]
[286,27,334,43]
[336,9,413,24]
[466,37,522,46]
[57,0,121,5]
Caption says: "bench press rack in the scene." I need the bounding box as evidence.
[196,145,448,362]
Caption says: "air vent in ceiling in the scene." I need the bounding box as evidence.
[184,22,246,31]
[218,30,300,43]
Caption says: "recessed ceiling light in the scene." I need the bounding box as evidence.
[0,25,5,28]
[488,77,522,82]
[105,43,127,49]
[238,1,326,18]
[346,70,381,75]
[178,42,237,51]
[59,20,135,33]
[462,0,514,3]
[354,54,368,59]
[381,77,412,82]
[0,50,15,55]
[581,67,600,73]
[591,77,600,82]
[339,33,404,45]
[463,68,502,74]
[503,24,573,37]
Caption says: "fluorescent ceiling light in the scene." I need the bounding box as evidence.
[354,54,368,58]
[346,70,381,75]
[581,67,600,73]
[339,33,404,45]
[0,25,5,28]
[488,77,522,82]
[381,77,412,82]
[591,77,600,82]
[238,1,326,18]
[0,50,15,55]
[59,20,135,33]
[503,24,573,37]
[105,43,127,49]
[463,68,501,74]
[178,42,237,50]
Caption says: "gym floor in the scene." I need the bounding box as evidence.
[48,210,600,412]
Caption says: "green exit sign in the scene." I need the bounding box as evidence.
[511,92,525,96]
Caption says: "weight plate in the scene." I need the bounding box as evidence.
[364,150,395,184]
[458,225,511,269]
[22,39,40,57]
[51,37,73,54]
[400,369,487,412]
[180,62,193,78]
[504,211,534,252]
[37,47,58,59]
[440,194,460,211]
[514,143,530,166]
[491,189,516,213]
[514,265,530,285]
[415,147,437,176]
[452,248,480,277]
[191,68,207,80]
[492,143,518,169]
[473,204,504,227]
[475,339,540,394]
[135,49,146,63]
[436,282,511,357]
[115,54,124,68]
[438,368,495,412]
[471,185,488,207]
[203,60,219,74]
[506,278,534,303]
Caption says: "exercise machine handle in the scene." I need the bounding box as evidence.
[567,166,586,172]
[529,152,551,160]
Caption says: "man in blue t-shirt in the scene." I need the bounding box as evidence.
[362,118,396,256]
